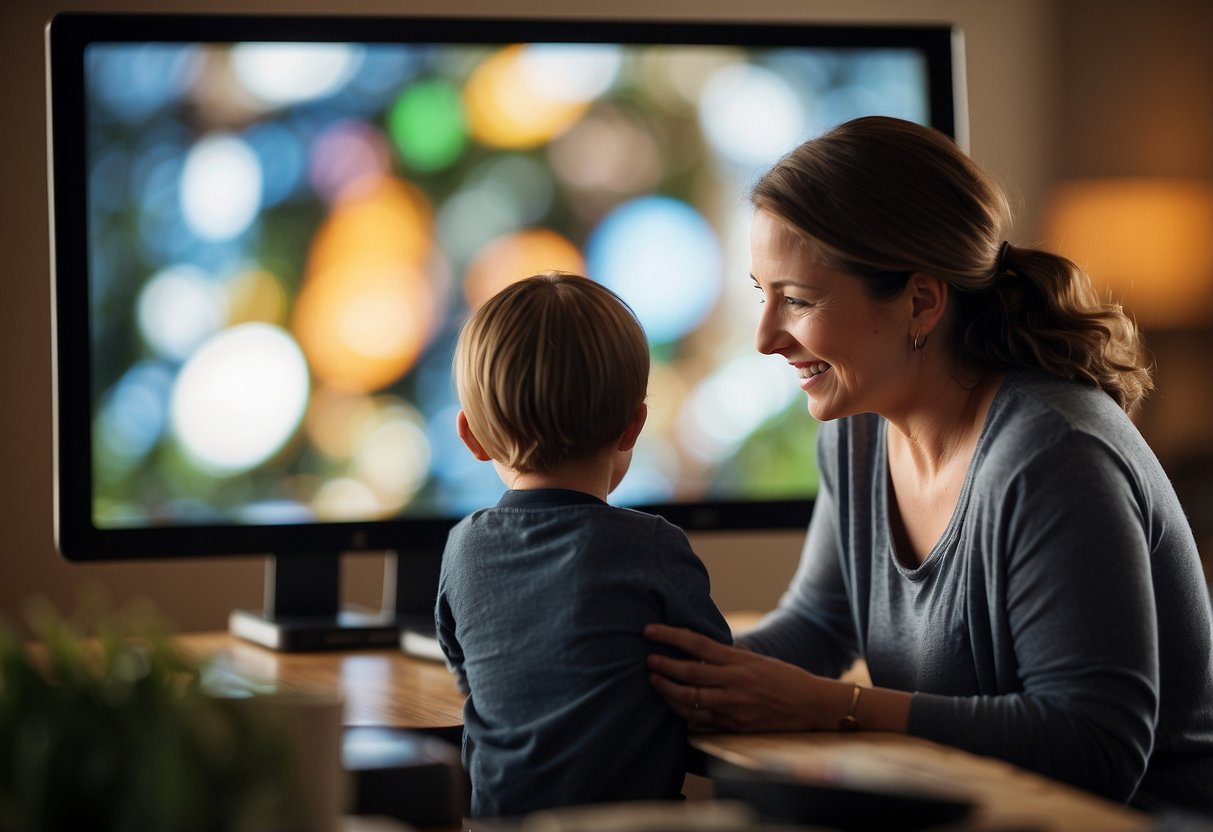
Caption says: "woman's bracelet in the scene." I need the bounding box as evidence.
[838,683,862,732]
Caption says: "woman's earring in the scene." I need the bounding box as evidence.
[913,332,923,351]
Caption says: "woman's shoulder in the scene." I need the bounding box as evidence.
[979,369,1154,480]
[991,369,1136,439]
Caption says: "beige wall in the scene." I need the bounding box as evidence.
[2,0,1205,634]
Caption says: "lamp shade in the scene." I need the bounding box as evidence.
[1042,177,1213,329]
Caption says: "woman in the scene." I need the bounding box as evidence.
[645,116,1213,815]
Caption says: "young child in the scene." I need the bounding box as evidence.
[436,272,732,819]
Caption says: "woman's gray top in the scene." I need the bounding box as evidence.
[741,370,1213,815]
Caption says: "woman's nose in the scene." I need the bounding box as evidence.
[754,305,785,355]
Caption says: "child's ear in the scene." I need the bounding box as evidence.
[618,403,648,453]
[456,410,493,461]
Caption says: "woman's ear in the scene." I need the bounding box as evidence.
[907,272,949,337]
[618,403,648,452]
[456,410,493,461]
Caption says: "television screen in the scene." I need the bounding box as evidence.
[48,14,961,596]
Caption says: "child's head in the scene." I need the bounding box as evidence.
[455,272,649,474]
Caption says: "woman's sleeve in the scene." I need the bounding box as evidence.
[736,426,862,678]
[909,432,1158,803]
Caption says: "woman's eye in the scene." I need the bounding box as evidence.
[751,282,813,309]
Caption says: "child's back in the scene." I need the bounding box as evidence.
[438,489,730,816]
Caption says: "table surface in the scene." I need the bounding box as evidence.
[690,731,1149,832]
[178,627,1150,832]
[181,630,467,729]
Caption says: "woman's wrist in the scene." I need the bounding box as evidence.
[820,679,912,733]
[838,683,862,731]
[807,678,863,731]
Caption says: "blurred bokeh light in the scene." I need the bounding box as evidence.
[465,229,586,310]
[291,176,436,393]
[588,196,723,344]
[230,42,363,106]
[170,323,310,474]
[180,133,264,241]
[699,63,806,170]
[388,79,469,173]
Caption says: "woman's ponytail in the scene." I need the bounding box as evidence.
[952,244,1153,414]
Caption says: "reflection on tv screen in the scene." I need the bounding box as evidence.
[84,39,930,528]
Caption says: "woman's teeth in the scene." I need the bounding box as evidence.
[799,362,830,378]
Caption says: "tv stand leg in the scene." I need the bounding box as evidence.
[228,553,399,651]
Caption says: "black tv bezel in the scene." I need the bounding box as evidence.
[47,12,962,563]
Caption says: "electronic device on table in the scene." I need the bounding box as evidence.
[46,11,965,652]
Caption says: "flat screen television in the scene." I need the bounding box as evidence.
[46,11,965,649]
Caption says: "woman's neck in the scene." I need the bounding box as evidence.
[886,369,1004,479]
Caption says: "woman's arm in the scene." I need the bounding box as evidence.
[736,481,862,676]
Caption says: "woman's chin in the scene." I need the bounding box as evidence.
[806,395,828,421]
[806,394,847,423]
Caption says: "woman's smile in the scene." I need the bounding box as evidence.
[792,360,832,390]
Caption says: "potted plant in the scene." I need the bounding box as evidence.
[0,597,290,832]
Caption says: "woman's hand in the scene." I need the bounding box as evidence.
[645,622,844,733]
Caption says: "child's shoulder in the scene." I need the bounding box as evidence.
[451,500,691,560]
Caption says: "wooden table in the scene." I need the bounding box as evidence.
[178,631,1150,831]
[179,631,465,732]
[691,731,1148,832]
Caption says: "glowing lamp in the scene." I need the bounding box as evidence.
[1042,178,1213,329]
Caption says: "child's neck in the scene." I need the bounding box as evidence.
[495,454,615,502]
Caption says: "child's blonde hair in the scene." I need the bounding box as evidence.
[455,272,649,473]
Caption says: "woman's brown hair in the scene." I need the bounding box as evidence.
[751,115,1153,413]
